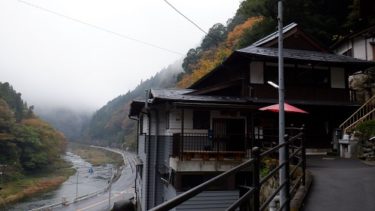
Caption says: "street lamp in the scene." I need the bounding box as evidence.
[267,81,279,89]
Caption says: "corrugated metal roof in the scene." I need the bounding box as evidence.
[237,46,375,65]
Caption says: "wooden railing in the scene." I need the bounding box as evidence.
[150,127,306,211]
[339,95,375,133]
[172,133,247,161]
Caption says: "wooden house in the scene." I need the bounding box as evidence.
[129,23,375,210]
[332,24,375,61]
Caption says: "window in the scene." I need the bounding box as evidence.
[315,69,330,87]
[193,110,210,129]
[371,42,375,61]
[265,63,330,88]
[330,67,345,88]
[254,126,263,139]
[250,62,264,84]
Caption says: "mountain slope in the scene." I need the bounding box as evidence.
[83,61,182,148]
[36,108,91,142]
[0,82,67,180]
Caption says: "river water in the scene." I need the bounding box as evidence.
[8,151,114,211]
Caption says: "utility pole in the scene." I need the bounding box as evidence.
[278,1,290,211]
[75,171,79,200]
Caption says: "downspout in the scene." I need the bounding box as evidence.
[145,107,159,208]
[128,115,139,210]
[145,89,152,210]
[153,109,160,207]
[144,89,159,208]
[147,111,151,210]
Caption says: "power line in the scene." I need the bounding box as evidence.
[17,0,183,56]
[162,0,208,35]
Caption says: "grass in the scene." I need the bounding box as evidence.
[69,143,124,167]
[0,159,75,206]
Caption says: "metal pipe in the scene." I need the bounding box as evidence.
[145,89,152,210]
[75,171,79,199]
[278,1,289,210]
[154,109,160,206]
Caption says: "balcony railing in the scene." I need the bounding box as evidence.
[172,133,248,161]
[150,127,306,211]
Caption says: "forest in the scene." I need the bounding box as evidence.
[81,61,182,147]
[82,0,375,149]
[0,82,67,181]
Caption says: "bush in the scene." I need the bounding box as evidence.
[356,120,375,140]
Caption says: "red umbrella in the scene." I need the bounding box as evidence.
[259,103,308,114]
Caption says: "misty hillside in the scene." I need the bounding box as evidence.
[83,0,375,149]
[83,61,182,147]
[35,108,92,142]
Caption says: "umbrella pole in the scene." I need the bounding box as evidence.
[278,1,289,211]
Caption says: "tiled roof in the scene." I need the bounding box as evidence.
[150,89,247,103]
[237,46,375,65]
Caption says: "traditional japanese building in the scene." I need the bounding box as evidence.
[129,23,375,210]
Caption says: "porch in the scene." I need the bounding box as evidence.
[169,127,304,162]
[171,133,249,162]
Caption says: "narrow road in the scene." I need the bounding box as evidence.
[56,148,136,211]
[302,156,375,211]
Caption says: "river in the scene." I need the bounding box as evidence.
[8,151,114,211]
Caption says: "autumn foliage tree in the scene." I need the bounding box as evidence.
[178,17,262,88]
[0,82,67,180]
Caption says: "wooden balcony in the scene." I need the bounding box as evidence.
[171,133,248,161]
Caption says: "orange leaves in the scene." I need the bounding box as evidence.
[226,16,262,48]
[178,17,262,88]
[178,47,232,88]
[21,117,67,153]
[22,118,51,129]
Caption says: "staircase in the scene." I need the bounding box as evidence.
[339,95,375,134]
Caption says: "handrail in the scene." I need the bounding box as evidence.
[339,95,375,132]
[342,108,375,132]
[149,157,255,211]
[149,127,306,211]
[225,187,255,211]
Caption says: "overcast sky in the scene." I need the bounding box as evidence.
[0,0,240,112]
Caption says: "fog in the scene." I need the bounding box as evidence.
[0,0,240,112]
